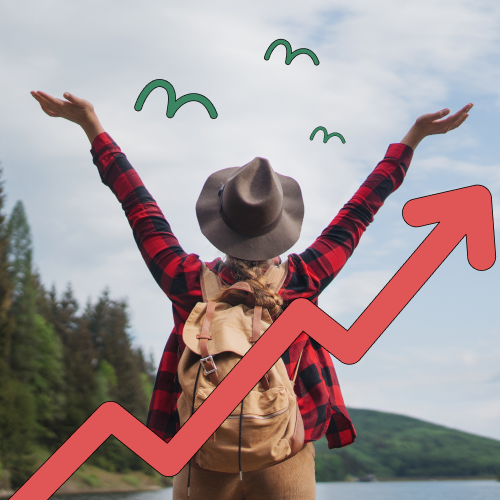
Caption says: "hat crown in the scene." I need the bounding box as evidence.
[196,155,304,261]
[223,157,283,228]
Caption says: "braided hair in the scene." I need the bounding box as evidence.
[215,256,283,316]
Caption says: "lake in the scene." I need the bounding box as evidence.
[51,479,499,500]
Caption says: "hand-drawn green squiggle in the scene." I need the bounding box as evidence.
[264,39,320,66]
[134,79,218,119]
[310,126,346,144]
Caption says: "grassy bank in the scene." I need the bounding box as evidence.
[54,464,173,495]
[0,450,173,498]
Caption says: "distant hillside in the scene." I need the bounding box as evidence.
[314,408,500,482]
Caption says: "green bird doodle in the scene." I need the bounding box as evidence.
[264,39,320,65]
[134,79,218,119]
[310,127,346,144]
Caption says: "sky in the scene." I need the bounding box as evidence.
[1,0,499,442]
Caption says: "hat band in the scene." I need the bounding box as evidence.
[218,183,283,237]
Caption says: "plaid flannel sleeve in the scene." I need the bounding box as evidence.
[282,143,414,448]
[91,133,202,441]
[90,132,197,299]
[287,143,414,299]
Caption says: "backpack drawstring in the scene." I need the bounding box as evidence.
[238,398,244,480]
[187,363,202,497]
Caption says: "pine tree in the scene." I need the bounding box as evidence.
[0,170,37,490]
[44,284,100,444]
[7,201,65,443]
[0,165,14,364]
[133,346,156,404]
[85,290,152,473]
[86,289,148,420]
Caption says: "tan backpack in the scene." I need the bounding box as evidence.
[177,261,305,482]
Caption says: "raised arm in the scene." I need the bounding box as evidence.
[30,91,202,309]
[284,104,473,300]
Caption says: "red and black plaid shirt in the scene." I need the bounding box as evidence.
[91,132,413,449]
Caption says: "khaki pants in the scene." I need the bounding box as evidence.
[173,443,316,500]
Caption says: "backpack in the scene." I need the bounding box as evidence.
[176,261,305,479]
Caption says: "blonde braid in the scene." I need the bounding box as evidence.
[215,257,283,316]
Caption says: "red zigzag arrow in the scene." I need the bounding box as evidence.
[11,185,496,500]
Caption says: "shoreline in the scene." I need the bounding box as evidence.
[371,476,498,482]
[0,485,167,498]
[1,475,497,498]
[0,486,164,498]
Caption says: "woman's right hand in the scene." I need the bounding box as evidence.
[400,103,473,151]
[31,91,105,143]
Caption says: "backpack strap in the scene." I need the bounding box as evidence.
[197,301,220,386]
[201,263,223,301]
[263,260,289,294]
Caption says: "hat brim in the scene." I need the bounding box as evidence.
[196,167,304,261]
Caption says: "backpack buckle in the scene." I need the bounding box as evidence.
[200,355,217,375]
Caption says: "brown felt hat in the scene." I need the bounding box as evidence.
[196,157,304,261]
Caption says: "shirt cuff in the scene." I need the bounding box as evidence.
[90,132,124,184]
[90,132,122,159]
[385,143,414,172]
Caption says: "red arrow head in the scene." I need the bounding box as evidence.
[402,185,496,271]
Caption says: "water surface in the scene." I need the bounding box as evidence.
[52,479,499,500]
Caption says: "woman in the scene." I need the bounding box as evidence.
[31,90,472,499]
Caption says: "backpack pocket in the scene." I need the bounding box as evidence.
[192,385,296,473]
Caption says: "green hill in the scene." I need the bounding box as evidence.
[314,408,500,482]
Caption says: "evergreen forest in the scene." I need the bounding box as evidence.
[0,168,160,491]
